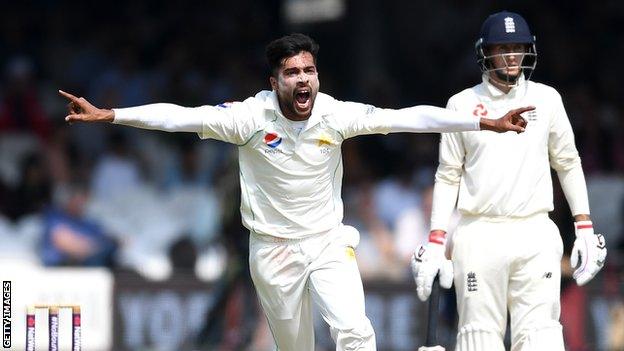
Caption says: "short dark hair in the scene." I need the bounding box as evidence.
[265,33,319,77]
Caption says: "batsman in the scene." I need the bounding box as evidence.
[411,11,607,351]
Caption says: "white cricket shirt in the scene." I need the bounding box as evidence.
[431,75,590,232]
[113,90,480,239]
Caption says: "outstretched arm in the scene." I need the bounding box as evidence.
[337,102,532,139]
[60,90,204,133]
[384,105,530,133]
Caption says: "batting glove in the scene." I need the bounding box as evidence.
[571,221,607,286]
[411,231,453,302]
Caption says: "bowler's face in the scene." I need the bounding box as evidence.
[270,51,319,121]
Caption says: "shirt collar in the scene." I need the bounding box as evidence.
[481,73,527,99]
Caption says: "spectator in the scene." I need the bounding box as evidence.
[5,152,51,221]
[90,130,142,201]
[0,56,50,140]
[41,183,117,266]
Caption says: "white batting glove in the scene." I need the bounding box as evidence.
[571,221,607,286]
[411,231,453,301]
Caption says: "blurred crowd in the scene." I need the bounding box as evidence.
[1,1,623,350]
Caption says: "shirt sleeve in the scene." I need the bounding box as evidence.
[332,101,480,140]
[430,99,465,233]
[384,105,481,133]
[113,100,258,145]
[548,91,590,215]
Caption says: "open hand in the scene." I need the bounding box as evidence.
[59,90,114,123]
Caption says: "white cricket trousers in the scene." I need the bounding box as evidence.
[452,213,565,351]
[249,224,376,351]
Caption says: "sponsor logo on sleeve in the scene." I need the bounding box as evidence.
[216,102,234,109]
[346,247,356,260]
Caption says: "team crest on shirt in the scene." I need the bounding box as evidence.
[316,132,336,155]
[317,132,336,147]
[263,132,282,148]
[472,103,488,117]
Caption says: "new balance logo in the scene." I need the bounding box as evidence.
[467,272,478,292]
[415,246,425,262]
[543,272,552,279]
[596,234,606,249]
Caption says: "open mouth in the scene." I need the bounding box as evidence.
[295,89,311,107]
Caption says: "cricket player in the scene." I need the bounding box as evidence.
[411,12,607,351]
[60,33,531,351]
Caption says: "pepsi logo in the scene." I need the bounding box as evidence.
[263,132,282,148]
